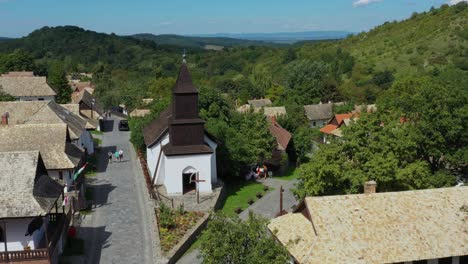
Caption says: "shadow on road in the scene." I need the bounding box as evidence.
[86,179,116,208]
[78,226,112,264]
[100,120,114,133]
[97,146,117,173]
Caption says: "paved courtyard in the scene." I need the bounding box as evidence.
[76,118,163,264]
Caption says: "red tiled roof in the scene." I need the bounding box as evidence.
[320,124,338,135]
[335,113,354,125]
[268,117,291,150]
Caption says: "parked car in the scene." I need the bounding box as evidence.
[118,120,129,131]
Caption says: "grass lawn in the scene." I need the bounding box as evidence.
[90,130,103,135]
[220,180,267,218]
[274,166,300,181]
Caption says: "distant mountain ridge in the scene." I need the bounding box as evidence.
[193,31,352,43]
[0,37,12,42]
[131,34,283,49]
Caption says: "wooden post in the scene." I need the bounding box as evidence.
[190,172,205,204]
[2,222,8,262]
[279,186,284,215]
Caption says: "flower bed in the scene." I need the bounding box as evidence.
[157,204,204,252]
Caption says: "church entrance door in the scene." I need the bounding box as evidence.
[183,173,196,194]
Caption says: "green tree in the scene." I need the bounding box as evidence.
[284,60,329,105]
[379,76,468,175]
[47,62,71,103]
[199,213,290,264]
[0,49,36,73]
[295,111,456,198]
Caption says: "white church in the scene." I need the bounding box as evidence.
[143,61,217,195]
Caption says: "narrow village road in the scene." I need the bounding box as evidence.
[77,117,160,264]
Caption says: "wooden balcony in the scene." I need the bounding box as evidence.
[0,249,48,262]
[0,209,71,263]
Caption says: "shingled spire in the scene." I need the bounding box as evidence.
[163,56,213,156]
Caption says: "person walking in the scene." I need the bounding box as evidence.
[114,151,120,162]
[119,149,124,162]
[108,151,113,164]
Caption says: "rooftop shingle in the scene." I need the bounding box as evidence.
[0,151,62,218]
[0,76,56,97]
[268,187,468,264]
[0,124,82,170]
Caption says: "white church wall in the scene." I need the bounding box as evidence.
[164,154,213,195]
[146,133,170,182]
[204,135,218,184]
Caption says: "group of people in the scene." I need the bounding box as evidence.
[108,149,124,163]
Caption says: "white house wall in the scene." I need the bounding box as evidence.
[48,169,74,186]
[164,153,213,195]
[0,217,48,251]
[77,130,94,155]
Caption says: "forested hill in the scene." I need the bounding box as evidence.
[338,3,468,75]
[0,26,184,72]
[131,34,281,49]
[0,37,12,42]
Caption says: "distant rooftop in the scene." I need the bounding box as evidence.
[248,98,272,108]
[0,76,56,97]
[1,71,35,77]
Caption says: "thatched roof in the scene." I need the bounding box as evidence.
[0,76,56,97]
[0,151,62,218]
[0,124,82,170]
[0,100,86,140]
[268,187,468,264]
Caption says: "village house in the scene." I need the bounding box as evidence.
[71,89,104,131]
[267,116,292,168]
[268,184,468,264]
[143,62,218,195]
[60,103,98,131]
[248,98,272,108]
[303,102,344,128]
[0,76,56,101]
[319,112,355,143]
[0,123,84,191]
[0,150,71,264]
[254,106,287,117]
[0,101,94,154]
[129,98,154,118]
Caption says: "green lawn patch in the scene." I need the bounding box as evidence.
[274,166,299,181]
[220,181,266,218]
[90,130,103,136]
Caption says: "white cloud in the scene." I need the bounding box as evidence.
[448,0,467,5]
[353,0,383,7]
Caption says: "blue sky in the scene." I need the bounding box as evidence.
[0,0,463,37]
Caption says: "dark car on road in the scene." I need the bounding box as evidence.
[119,120,130,131]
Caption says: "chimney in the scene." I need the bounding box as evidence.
[1,112,8,125]
[364,180,377,194]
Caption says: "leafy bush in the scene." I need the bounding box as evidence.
[158,203,176,229]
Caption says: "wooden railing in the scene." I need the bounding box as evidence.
[0,249,48,262]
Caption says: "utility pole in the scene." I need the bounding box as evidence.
[279,185,284,215]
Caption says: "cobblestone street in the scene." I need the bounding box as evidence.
[76,118,163,264]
